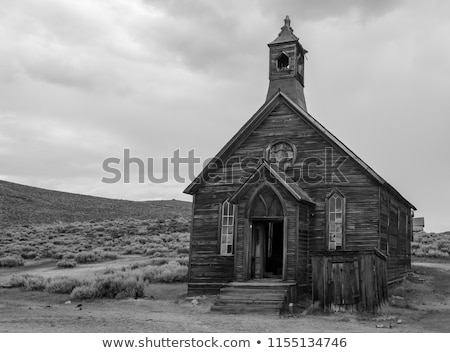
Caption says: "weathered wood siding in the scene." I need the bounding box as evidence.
[379,189,412,282]
[297,202,310,293]
[188,191,235,294]
[240,102,380,251]
[208,101,381,253]
[306,185,379,253]
[311,249,388,312]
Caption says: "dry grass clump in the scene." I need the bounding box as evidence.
[8,273,144,299]
[70,274,145,300]
[142,261,188,283]
[0,256,24,267]
[9,274,48,291]
[101,258,189,284]
[56,259,77,268]
[46,276,86,294]
[9,274,85,294]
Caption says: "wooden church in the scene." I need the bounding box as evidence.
[184,17,416,313]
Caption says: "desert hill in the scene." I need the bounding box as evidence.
[0,180,191,227]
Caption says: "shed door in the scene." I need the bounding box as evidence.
[330,261,360,306]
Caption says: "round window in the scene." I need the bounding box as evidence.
[265,140,297,169]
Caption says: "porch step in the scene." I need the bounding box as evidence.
[211,280,296,314]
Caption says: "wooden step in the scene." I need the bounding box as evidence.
[211,305,281,314]
[211,280,296,315]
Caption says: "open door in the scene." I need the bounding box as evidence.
[251,220,283,279]
[247,185,286,280]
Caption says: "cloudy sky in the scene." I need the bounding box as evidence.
[0,0,449,231]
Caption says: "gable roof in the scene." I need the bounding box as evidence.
[184,90,416,210]
[228,159,315,205]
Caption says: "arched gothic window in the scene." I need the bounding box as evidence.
[327,190,345,250]
[220,200,236,255]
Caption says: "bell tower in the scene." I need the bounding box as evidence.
[266,16,307,110]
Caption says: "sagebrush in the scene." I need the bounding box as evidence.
[412,232,450,258]
[0,218,190,263]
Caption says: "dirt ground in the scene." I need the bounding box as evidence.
[0,259,449,333]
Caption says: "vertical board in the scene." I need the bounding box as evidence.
[311,250,387,312]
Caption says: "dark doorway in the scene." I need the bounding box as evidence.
[251,220,284,279]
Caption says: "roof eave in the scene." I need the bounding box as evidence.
[277,91,417,210]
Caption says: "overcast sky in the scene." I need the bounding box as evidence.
[1,0,449,232]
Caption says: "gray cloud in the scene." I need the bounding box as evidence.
[0,0,449,231]
[258,0,403,21]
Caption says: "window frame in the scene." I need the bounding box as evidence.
[219,199,236,256]
[325,189,346,251]
[264,139,297,170]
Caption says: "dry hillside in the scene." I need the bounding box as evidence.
[0,180,191,227]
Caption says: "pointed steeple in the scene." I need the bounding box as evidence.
[266,16,308,110]
[269,16,298,45]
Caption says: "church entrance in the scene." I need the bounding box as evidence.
[251,220,284,279]
[246,184,286,280]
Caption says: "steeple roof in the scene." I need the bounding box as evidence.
[269,16,299,45]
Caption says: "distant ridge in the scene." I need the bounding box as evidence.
[0,180,191,227]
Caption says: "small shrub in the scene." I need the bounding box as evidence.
[123,245,143,255]
[143,261,188,283]
[9,274,48,291]
[70,275,144,300]
[101,251,118,260]
[27,276,49,290]
[21,251,38,259]
[56,259,77,268]
[176,247,189,254]
[46,277,84,294]
[147,257,169,266]
[104,276,144,299]
[411,242,421,250]
[175,257,189,266]
[103,268,117,275]
[75,251,99,264]
[158,261,188,282]
[9,274,28,287]
[70,284,99,300]
[428,249,449,258]
[62,252,76,259]
[0,256,24,267]
[413,249,426,257]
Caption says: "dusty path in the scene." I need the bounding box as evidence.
[0,261,449,332]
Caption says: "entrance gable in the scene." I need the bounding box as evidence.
[232,164,310,282]
[229,159,314,206]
